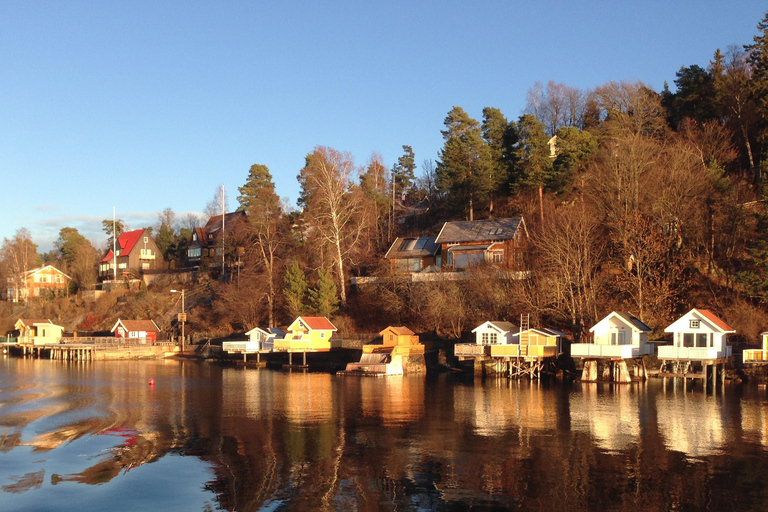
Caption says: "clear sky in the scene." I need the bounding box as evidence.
[1,1,766,252]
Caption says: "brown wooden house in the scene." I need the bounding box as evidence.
[99,228,161,280]
[435,217,527,270]
[187,211,248,270]
[384,236,440,273]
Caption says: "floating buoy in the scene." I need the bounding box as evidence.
[148,378,155,385]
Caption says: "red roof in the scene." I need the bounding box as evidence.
[697,309,735,333]
[299,316,337,331]
[100,229,147,263]
[112,319,160,333]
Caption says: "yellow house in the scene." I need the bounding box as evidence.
[345,326,425,375]
[490,327,563,358]
[273,316,339,352]
[15,318,65,345]
[743,332,768,363]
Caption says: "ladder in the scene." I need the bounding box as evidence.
[519,313,530,347]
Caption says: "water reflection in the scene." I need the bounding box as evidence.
[4,358,768,510]
[570,383,643,452]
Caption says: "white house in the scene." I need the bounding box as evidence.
[14,318,64,345]
[571,311,653,358]
[659,308,734,360]
[245,326,285,352]
[743,331,768,363]
[472,321,518,345]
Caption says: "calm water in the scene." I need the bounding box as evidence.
[2,357,768,511]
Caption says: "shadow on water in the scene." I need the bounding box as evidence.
[3,357,768,510]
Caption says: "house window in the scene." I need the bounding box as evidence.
[118,263,126,269]
[696,333,708,348]
[689,319,700,329]
[489,332,498,344]
[142,263,149,270]
[389,334,393,341]
[144,237,148,244]
[489,250,504,264]
[481,332,489,345]
[320,332,325,338]
[610,331,625,345]
[683,333,694,347]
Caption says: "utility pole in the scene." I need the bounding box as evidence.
[171,289,186,353]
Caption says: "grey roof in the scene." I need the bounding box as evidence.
[384,236,439,259]
[436,217,523,244]
[489,321,517,332]
[615,312,653,332]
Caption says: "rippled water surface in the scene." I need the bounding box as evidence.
[2,356,768,511]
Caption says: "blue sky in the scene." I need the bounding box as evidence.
[1,1,766,252]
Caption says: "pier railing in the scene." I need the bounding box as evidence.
[743,349,768,363]
[571,344,641,358]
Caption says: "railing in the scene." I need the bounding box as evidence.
[222,341,260,353]
[743,349,767,363]
[454,343,489,357]
[490,344,520,357]
[658,345,732,360]
[571,343,640,358]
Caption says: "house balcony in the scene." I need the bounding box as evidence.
[222,341,262,354]
[657,345,732,360]
[454,343,490,357]
[743,349,768,363]
[571,343,647,359]
[139,253,155,260]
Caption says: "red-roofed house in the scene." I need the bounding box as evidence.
[111,318,161,343]
[99,229,160,280]
[274,316,339,351]
[660,308,734,360]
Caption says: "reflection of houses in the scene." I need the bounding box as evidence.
[656,385,727,458]
[187,211,248,270]
[6,265,71,302]
[743,332,768,363]
[98,228,160,281]
[384,236,440,273]
[273,316,339,352]
[570,384,641,452]
[571,312,653,382]
[453,381,558,438]
[658,309,734,388]
[435,217,527,271]
[343,326,425,375]
[15,318,64,345]
[358,376,425,425]
[111,319,160,343]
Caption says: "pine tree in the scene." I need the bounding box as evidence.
[392,145,416,199]
[308,267,339,318]
[283,260,308,320]
[237,164,276,212]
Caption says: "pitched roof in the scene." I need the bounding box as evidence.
[203,211,248,235]
[17,318,52,327]
[380,326,415,336]
[112,319,160,333]
[472,320,517,333]
[590,311,652,333]
[100,229,148,263]
[298,316,337,331]
[614,312,653,332]
[435,217,523,244]
[23,265,71,279]
[697,309,735,333]
[384,237,440,259]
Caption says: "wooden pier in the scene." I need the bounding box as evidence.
[658,358,727,391]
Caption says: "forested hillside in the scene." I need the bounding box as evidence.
[3,13,768,344]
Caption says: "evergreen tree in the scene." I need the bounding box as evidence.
[283,260,308,319]
[436,106,489,220]
[514,114,554,222]
[391,145,416,199]
[238,164,276,212]
[308,267,339,318]
[54,227,90,266]
[481,107,517,213]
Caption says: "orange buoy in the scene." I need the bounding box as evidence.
[148,378,155,385]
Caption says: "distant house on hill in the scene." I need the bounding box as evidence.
[6,265,70,302]
[187,211,248,271]
[435,217,528,270]
[384,236,440,273]
[99,228,160,281]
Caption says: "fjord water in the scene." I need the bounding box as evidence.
[2,357,768,511]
